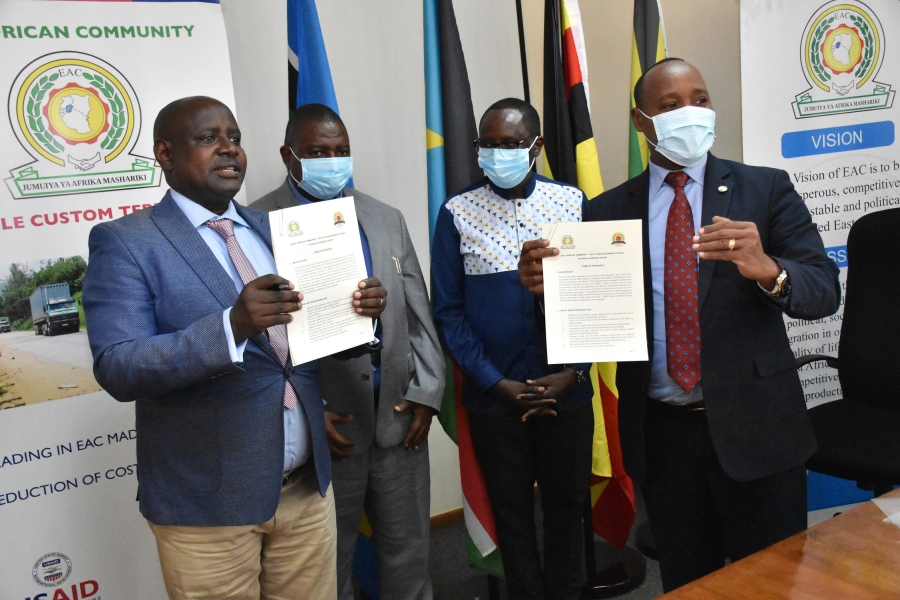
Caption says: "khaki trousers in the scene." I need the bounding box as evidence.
[148,469,337,600]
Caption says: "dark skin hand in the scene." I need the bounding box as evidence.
[353,278,387,318]
[394,400,437,450]
[489,375,568,422]
[325,410,355,459]
[692,217,780,289]
[230,274,303,345]
[325,400,435,458]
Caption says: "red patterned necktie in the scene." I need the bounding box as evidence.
[205,218,298,410]
[663,171,701,392]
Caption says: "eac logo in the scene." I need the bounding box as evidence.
[25,580,99,600]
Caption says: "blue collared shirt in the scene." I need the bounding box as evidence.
[169,190,312,473]
[286,178,381,393]
[647,156,707,404]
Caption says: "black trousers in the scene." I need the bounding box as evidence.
[469,402,594,600]
[642,399,807,592]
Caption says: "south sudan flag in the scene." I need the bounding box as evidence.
[543,0,636,551]
[425,0,504,578]
[629,0,668,178]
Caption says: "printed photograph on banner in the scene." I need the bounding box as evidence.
[0,255,100,411]
[741,0,900,407]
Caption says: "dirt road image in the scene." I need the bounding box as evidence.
[0,331,101,409]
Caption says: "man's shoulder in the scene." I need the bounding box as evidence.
[711,155,786,185]
[532,173,585,197]
[444,178,491,207]
[349,188,401,218]
[249,179,292,213]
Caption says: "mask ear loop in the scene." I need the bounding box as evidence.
[288,147,304,188]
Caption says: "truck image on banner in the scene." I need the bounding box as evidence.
[30,282,79,336]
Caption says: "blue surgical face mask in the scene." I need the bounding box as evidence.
[477,137,538,189]
[289,148,352,200]
[639,106,715,167]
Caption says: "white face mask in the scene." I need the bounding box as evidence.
[639,106,716,167]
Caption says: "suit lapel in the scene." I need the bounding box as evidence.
[351,191,387,279]
[151,192,239,309]
[628,172,655,351]
[699,154,733,310]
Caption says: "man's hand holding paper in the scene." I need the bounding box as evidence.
[520,220,648,364]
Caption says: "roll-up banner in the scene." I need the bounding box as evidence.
[0,2,237,597]
[741,0,899,518]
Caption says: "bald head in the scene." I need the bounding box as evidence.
[152,96,246,215]
[153,96,229,142]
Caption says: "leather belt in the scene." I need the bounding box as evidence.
[282,460,313,487]
[648,398,706,412]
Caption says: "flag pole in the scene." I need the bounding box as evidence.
[515,0,530,103]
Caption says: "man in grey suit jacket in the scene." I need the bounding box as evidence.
[250,103,445,600]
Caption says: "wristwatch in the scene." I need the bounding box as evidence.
[563,365,588,384]
[764,262,791,297]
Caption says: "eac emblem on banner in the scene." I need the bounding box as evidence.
[5,51,161,199]
[793,1,895,118]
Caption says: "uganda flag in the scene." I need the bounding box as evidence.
[629,0,668,178]
[542,0,635,550]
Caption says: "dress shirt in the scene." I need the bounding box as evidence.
[647,156,707,404]
[169,190,311,473]
[286,179,381,393]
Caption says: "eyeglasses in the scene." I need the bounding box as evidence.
[473,135,540,158]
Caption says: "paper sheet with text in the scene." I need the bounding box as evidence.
[270,197,372,364]
[541,220,648,364]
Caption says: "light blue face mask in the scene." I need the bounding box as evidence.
[477,138,537,189]
[639,106,716,167]
[289,148,353,200]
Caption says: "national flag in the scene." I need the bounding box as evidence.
[629,0,667,178]
[542,0,636,550]
[287,0,338,112]
[286,1,369,587]
[424,0,504,578]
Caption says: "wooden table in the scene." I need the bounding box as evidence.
[660,488,900,599]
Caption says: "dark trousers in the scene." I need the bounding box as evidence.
[642,399,807,592]
[469,402,594,600]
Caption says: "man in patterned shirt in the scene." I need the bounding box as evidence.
[431,98,594,600]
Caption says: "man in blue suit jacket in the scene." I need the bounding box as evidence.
[519,60,840,591]
[83,97,385,600]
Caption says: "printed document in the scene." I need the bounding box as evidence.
[270,197,373,363]
[540,220,648,364]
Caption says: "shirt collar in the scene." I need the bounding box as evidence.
[648,153,708,196]
[287,177,344,205]
[169,189,249,230]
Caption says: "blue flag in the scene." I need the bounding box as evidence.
[287,0,338,112]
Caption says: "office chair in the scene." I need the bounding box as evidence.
[797,207,900,497]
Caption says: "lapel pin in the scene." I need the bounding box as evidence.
[718,185,728,193]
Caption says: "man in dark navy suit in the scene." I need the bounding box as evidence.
[83,96,386,600]
[519,60,840,591]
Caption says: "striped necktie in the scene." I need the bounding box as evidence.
[205,217,298,410]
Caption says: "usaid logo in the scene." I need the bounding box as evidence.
[32,553,72,587]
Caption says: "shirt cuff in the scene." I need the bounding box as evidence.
[223,308,247,364]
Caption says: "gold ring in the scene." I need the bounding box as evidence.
[379,298,384,306]
[728,238,736,252]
